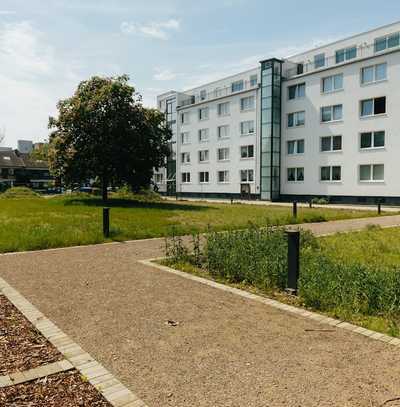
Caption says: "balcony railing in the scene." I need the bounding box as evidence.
[284,40,399,79]
[179,80,258,108]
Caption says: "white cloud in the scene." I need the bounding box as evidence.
[0,10,16,16]
[153,68,177,81]
[120,19,180,40]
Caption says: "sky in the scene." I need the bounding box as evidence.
[1,0,400,148]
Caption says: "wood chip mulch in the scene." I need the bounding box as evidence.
[0,370,112,406]
[0,295,63,376]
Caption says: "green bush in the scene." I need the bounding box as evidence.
[112,186,162,202]
[0,187,41,199]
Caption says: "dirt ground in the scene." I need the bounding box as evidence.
[1,227,400,407]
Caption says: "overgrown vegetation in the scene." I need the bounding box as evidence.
[0,187,41,199]
[164,226,400,337]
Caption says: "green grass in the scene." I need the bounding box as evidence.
[163,226,400,338]
[0,193,385,253]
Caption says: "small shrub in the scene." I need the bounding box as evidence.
[311,197,329,205]
[0,187,41,199]
[112,186,162,203]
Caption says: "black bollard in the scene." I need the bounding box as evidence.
[286,230,300,295]
[292,201,298,218]
[103,207,110,238]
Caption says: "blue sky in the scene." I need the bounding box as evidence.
[1,0,400,147]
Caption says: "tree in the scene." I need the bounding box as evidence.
[30,143,49,162]
[48,75,171,201]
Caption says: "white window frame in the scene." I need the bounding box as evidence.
[181,132,190,145]
[288,83,305,100]
[217,125,230,139]
[287,139,305,155]
[181,172,191,183]
[198,149,209,163]
[240,145,255,159]
[240,169,254,183]
[320,166,342,182]
[320,135,342,153]
[250,74,258,87]
[154,173,164,184]
[361,63,387,85]
[198,128,210,143]
[198,107,209,121]
[359,164,385,182]
[232,80,244,93]
[240,120,255,136]
[335,45,357,64]
[359,131,385,150]
[287,167,304,183]
[199,171,210,184]
[321,74,343,94]
[217,147,230,161]
[240,96,255,112]
[375,32,400,53]
[287,111,305,128]
[314,53,325,69]
[321,104,343,123]
[181,152,191,164]
[217,102,230,116]
[217,170,230,184]
[360,97,386,118]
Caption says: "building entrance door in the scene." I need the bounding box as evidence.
[240,183,251,200]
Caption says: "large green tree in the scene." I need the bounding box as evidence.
[48,75,171,201]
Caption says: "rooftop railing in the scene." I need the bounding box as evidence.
[179,80,258,108]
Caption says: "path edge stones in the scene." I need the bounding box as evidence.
[0,276,148,407]
[141,258,400,348]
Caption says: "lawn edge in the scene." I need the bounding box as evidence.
[0,277,148,407]
[139,258,400,348]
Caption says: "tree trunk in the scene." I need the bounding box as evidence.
[102,176,108,202]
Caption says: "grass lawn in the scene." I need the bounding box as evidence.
[0,193,385,253]
[162,225,400,338]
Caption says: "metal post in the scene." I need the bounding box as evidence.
[103,207,110,238]
[292,201,297,218]
[230,197,233,204]
[309,200,312,209]
[286,230,300,295]
[377,199,382,215]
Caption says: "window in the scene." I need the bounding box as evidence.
[321,104,343,122]
[181,132,190,144]
[250,74,258,87]
[198,128,209,142]
[287,111,305,127]
[314,53,325,69]
[240,145,254,159]
[320,166,341,181]
[218,102,230,116]
[217,147,230,161]
[218,125,230,139]
[200,89,207,101]
[297,63,304,75]
[322,74,343,93]
[240,120,255,135]
[375,33,400,53]
[320,135,342,152]
[359,164,384,182]
[361,63,387,84]
[198,150,209,162]
[181,152,190,164]
[218,170,229,183]
[288,83,305,100]
[181,172,191,183]
[231,80,244,92]
[360,131,385,149]
[154,173,164,184]
[360,97,386,117]
[240,169,254,182]
[335,46,357,63]
[287,167,304,182]
[287,139,305,155]
[198,107,209,120]
[199,171,209,183]
[240,96,255,111]
[181,112,190,124]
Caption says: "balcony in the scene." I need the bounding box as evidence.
[179,79,258,108]
[284,40,400,79]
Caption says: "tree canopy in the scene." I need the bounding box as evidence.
[48,75,171,200]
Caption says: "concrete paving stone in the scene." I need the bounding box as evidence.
[89,373,114,385]
[389,338,400,346]
[0,376,12,388]
[107,389,134,402]
[95,378,120,391]
[111,393,141,407]
[69,353,95,367]
[10,372,26,385]
[57,359,74,371]
[102,383,127,397]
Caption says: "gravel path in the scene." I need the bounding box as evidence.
[1,215,400,406]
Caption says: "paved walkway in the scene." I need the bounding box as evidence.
[1,216,400,406]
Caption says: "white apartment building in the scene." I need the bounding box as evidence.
[155,21,400,204]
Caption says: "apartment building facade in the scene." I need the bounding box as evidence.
[156,21,400,203]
